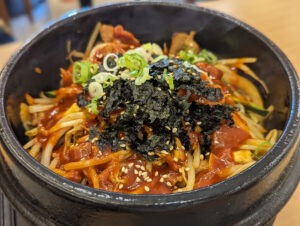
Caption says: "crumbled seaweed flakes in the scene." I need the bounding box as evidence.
[89,125,99,141]
[93,79,182,158]
[187,103,235,153]
[188,103,235,133]
[176,83,223,102]
[101,80,132,118]
[133,135,174,161]
[150,58,223,102]
[150,58,199,82]
[89,57,235,159]
[77,90,89,107]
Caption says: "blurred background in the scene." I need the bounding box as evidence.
[0,0,197,44]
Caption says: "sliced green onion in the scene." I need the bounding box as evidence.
[141,43,163,56]
[135,67,151,86]
[88,81,104,98]
[179,49,218,65]
[117,52,148,78]
[141,43,152,51]
[152,55,166,63]
[179,50,197,64]
[87,97,99,115]
[93,72,117,88]
[118,51,151,85]
[73,61,98,84]
[103,53,119,72]
[197,49,218,64]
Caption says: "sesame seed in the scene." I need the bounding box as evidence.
[200,154,204,160]
[161,150,169,155]
[169,145,174,151]
[140,166,146,171]
[214,140,220,144]
[135,165,141,168]
[120,144,126,148]
[173,157,178,162]
[102,95,107,100]
[185,167,190,171]
[155,171,159,176]
[138,171,143,176]
[124,168,128,174]
[160,178,164,183]
[121,166,126,173]
[91,137,98,143]
[144,176,150,181]
[165,126,171,131]
[147,178,152,182]
[177,188,183,192]
[166,182,172,187]
[157,87,162,91]
[185,122,190,126]
[165,140,170,145]
[136,177,141,182]
[162,174,168,179]
[148,152,155,156]
[142,172,148,177]
[196,121,202,125]
[119,184,124,189]
[172,127,178,133]
[144,186,150,192]
[158,75,162,79]
[128,163,134,168]
[134,169,138,175]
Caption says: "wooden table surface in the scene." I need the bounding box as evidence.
[0,0,299,225]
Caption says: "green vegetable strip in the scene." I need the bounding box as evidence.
[163,69,174,90]
[252,141,272,160]
[87,97,100,115]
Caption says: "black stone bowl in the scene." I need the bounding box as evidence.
[0,2,299,226]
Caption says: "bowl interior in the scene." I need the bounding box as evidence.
[1,2,293,193]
